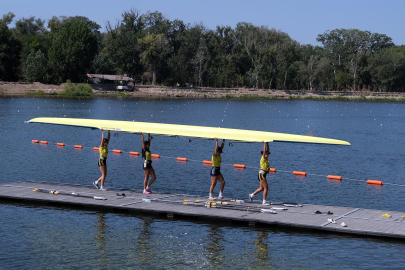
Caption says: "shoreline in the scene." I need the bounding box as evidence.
[1,82,405,102]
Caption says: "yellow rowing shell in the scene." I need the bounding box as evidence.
[28,117,350,145]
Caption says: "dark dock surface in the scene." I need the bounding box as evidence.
[1,181,405,240]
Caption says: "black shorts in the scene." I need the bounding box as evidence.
[143,160,153,170]
[210,167,221,177]
[258,171,267,181]
[98,158,107,167]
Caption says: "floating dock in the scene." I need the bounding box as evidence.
[1,181,404,240]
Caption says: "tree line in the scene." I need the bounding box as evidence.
[1,9,404,92]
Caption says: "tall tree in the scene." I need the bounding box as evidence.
[138,33,168,85]
[105,8,144,79]
[24,49,47,82]
[235,23,270,88]
[262,29,292,89]
[369,46,405,92]
[317,28,393,90]
[0,13,22,81]
[138,11,170,85]
[48,17,98,82]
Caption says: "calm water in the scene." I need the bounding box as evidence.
[1,97,405,269]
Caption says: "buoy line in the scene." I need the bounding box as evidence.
[31,139,400,188]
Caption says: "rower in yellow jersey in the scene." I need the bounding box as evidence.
[93,129,110,190]
[209,138,225,199]
[140,132,156,194]
[249,141,270,205]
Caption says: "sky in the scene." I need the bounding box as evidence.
[1,0,404,46]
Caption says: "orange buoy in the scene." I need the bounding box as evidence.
[130,151,139,156]
[327,175,342,181]
[367,180,383,185]
[56,143,65,147]
[32,140,39,143]
[151,154,160,158]
[269,168,277,173]
[233,164,246,169]
[74,145,83,149]
[93,147,99,151]
[293,171,307,176]
[177,157,188,162]
[112,149,122,153]
[203,160,213,165]
[40,141,48,144]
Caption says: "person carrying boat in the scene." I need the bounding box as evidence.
[140,132,156,194]
[249,141,270,205]
[209,138,225,199]
[93,129,110,190]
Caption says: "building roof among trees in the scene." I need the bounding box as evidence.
[87,74,134,81]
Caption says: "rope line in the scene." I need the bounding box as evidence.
[33,140,402,187]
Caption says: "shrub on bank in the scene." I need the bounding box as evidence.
[27,89,46,96]
[59,81,93,96]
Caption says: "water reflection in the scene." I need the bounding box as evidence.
[205,224,225,266]
[135,216,155,265]
[253,230,271,266]
[94,213,109,265]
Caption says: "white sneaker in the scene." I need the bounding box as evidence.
[328,218,336,224]
[99,187,108,191]
[262,202,270,206]
[218,195,223,199]
[248,194,253,202]
[93,181,99,189]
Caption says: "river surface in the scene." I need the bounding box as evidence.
[1,97,405,269]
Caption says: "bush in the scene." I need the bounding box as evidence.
[60,81,93,96]
[27,89,46,96]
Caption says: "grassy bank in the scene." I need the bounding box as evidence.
[7,85,405,103]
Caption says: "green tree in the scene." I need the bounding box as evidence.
[262,29,292,89]
[13,16,51,81]
[0,13,22,81]
[92,50,116,74]
[317,28,393,90]
[235,23,267,88]
[24,49,47,82]
[138,11,170,85]
[14,16,46,36]
[165,19,188,85]
[105,8,144,79]
[204,26,237,87]
[138,33,168,85]
[48,17,98,82]
[369,46,405,91]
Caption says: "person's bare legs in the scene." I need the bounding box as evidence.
[210,176,218,194]
[218,174,225,192]
[148,168,156,187]
[143,170,150,189]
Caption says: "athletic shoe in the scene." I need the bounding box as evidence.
[248,194,253,202]
[99,187,108,191]
[146,188,152,194]
[143,190,151,194]
[262,202,270,206]
[327,218,336,224]
[218,195,223,199]
[93,181,99,189]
